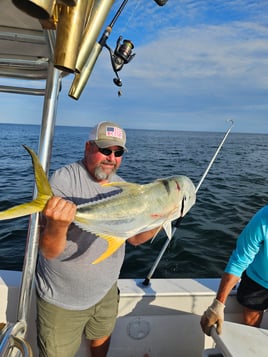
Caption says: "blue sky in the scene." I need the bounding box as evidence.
[1,0,268,133]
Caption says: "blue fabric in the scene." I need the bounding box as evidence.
[225,205,268,288]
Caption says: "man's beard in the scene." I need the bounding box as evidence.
[94,165,116,181]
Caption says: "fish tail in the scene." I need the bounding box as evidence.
[0,146,53,221]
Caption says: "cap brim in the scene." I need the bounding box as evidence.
[95,140,128,152]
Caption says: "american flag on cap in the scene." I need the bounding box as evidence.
[106,126,123,139]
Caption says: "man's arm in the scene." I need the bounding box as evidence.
[216,272,240,304]
[39,197,76,259]
[200,272,240,336]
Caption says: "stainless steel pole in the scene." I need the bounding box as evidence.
[16,30,61,327]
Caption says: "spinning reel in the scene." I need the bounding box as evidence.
[104,36,135,87]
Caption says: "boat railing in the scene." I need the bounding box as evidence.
[0,321,32,357]
[0,28,60,356]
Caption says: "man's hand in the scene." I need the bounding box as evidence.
[39,197,77,259]
[200,298,225,336]
[43,196,76,227]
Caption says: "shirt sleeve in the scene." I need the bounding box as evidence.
[225,207,266,277]
[50,167,73,198]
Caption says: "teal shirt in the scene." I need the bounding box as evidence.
[225,205,268,288]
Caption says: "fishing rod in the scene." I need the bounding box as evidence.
[69,0,169,99]
[104,0,169,87]
[142,119,234,286]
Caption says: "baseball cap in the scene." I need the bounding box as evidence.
[89,121,127,151]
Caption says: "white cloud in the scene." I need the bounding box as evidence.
[1,0,268,133]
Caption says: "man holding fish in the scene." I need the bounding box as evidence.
[35,121,158,357]
[0,121,195,356]
[33,121,196,357]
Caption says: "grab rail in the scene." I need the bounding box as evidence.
[0,321,33,357]
[1,30,60,357]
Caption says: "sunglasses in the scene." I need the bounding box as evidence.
[97,146,124,157]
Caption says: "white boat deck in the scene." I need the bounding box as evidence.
[2,270,268,356]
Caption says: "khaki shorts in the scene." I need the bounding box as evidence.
[36,283,119,357]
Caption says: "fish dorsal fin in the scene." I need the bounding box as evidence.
[76,181,142,210]
[101,182,140,189]
[92,234,126,264]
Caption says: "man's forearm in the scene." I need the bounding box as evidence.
[39,222,68,259]
[127,227,160,246]
[216,272,240,304]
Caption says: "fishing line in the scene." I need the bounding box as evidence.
[142,119,234,286]
[118,0,142,36]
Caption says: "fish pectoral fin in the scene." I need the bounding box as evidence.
[162,221,173,239]
[92,234,125,265]
[150,225,163,244]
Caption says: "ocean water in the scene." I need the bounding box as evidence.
[0,123,267,279]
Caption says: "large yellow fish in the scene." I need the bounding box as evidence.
[0,146,196,264]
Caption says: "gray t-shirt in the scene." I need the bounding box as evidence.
[35,160,125,310]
